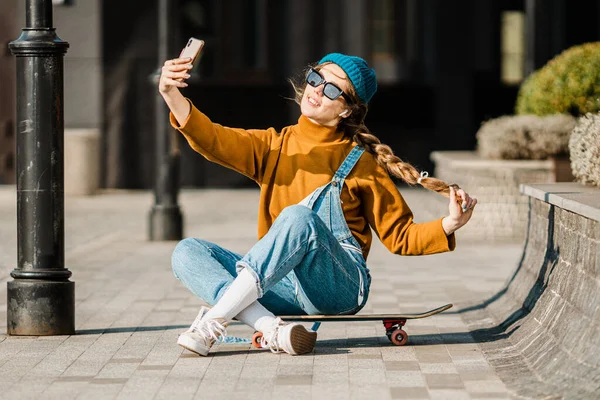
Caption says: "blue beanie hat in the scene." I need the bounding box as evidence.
[318,53,377,104]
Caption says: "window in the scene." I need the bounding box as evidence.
[501,11,525,85]
[371,0,398,83]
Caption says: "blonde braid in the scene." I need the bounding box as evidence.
[353,130,459,198]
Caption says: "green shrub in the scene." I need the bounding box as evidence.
[476,114,576,160]
[569,113,600,187]
[515,42,600,117]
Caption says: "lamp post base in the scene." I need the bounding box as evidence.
[149,204,183,241]
[7,280,75,336]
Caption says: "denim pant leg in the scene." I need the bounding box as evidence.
[171,238,305,315]
[238,205,369,315]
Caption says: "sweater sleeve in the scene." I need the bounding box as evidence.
[170,99,275,183]
[359,158,456,255]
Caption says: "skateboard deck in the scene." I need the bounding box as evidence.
[251,303,453,347]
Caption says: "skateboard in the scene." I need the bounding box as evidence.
[251,303,453,348]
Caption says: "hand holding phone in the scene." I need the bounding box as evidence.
[179,37,204,69]
[158,38,204,95]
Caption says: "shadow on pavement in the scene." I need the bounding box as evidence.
[76,325,189,335]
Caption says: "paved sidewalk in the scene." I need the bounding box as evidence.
[0,187,523,400]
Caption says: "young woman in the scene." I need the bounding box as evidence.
[159,52,477,357]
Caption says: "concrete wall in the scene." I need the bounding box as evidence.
[462,183,600,399]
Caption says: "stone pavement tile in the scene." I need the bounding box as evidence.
[30,338,99,378]
[428,389,471,400]
[459,371,501,381]
[75,382,125,400]
[137,365,172,372]
[109,358,144,364]
[425,373,464,389]
[348,353,383,360]
[381,348,417,362]
[276,363,313,375]
[0,377,17,394]
[415,352,452,364]
[349,367,386,385]
[243,350,281,366]
[155,298,187,312]
[230,391,274,400]
[42,381,90,399]
[445,343,480,352]
[200,354,245,383]
[272,384,311,399]
[142,341,183,367]
[413,345,449,354]
[0,337,49,357]
[419,363,458,374]
[2,377,55,399]
[449,349,487,362]
[313,354,349,368]
[277,353,315,366]
[454,360,493,373]
[235,377,275,391]
[385,371,425,387]
[469,394,511,399]
[349,357,385,371]
[404,326,439,336]
[168,355,212,378]
[275,374,312,385]
[153,376,201,399]
[312,372,349,385]
[91,378,129,384]
[349,385,394,400]
[240,364,278,380]
[115,370,169,399]
[464,380,508,393]
[96,362,139,379]
[389,386,430,399]
[384,361,420,371]
[311,384,350,400]
[438,327,472,335]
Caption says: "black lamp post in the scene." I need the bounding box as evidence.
[7,0,75,335]
[149,0,184,241]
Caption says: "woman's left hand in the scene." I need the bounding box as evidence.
[442,186,477,235]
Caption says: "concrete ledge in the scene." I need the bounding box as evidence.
[520,182,600,222]
[431,150,557,169]
[463,182,600,398]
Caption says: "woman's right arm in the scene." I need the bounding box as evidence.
[157,57,275,183]
[158,57,194,125]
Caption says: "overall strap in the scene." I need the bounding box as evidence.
[332,145,365,186]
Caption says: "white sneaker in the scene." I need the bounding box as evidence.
[260,318,317,355]
[177,306,228,356]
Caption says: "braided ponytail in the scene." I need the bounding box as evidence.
[289,64,460,198]
[351,127,456,197]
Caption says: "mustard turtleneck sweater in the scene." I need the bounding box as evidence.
[171,101,455,260]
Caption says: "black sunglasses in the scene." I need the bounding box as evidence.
[305,68,353,104]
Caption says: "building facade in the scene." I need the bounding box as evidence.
[2,0,600,188]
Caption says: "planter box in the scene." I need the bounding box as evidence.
[64,129,100,196]
[429,150,574,242]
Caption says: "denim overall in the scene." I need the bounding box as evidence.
[172,145,371,316]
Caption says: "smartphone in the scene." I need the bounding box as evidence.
[179,37,204,68]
